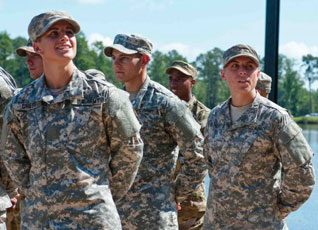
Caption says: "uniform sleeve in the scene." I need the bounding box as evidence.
[104,89,143,203]
[275,115,315,217]
[166,100,207,202]
[1,104,30,193]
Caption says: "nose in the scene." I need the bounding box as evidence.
[60,31,70,42]
[113,58,121,67]
[26,56,33,66]
[239,68,247,77]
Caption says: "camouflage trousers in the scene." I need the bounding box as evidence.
[177,183,206,230]
[5,198,22,230]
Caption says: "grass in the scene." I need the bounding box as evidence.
[294,116,318,124]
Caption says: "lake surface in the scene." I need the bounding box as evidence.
[204,124,318,230]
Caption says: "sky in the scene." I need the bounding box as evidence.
[0,0,317,64]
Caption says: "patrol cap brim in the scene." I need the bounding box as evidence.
[16,46,36,57]
[104,44,138,57]
[166,66,193,77]
[224,54,259,68]
[36,18,80,41]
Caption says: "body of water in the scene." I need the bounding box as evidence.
[205,124,318,230]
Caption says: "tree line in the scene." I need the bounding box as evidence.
[1,31,318,117]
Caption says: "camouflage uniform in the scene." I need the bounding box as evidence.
[176,96,210,230]
[1,68,143,230]
[0,67,17,230]
[203,93,315,230]
[116,76,207,230]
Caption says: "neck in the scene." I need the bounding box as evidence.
[43,60,74,89]
[181,93,193,103]
[231,90,256,107]
[125,70,147,93]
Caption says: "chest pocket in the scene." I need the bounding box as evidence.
[12,102,43,153]
[66,98,103,144]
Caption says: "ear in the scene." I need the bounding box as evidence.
[141,55,150,65]
[257,69,261,78]
[33,42,42,55]
[191,79,196,87]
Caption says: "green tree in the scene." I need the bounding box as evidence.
[195,47,228,109]
[278,55,306,116]
[148,50,187,88]
[91,40,119,86]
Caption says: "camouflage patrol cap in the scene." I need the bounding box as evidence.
[104,34,153,57]
[223,44,259,67]
[256,72,272,93]
[28,10,80,42]
[16,39,36,57]
[166,60,197,79]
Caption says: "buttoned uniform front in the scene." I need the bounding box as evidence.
[1,68,143,230]
[203,93,315,230]
[116,76,207,230]
[0,66,17,230]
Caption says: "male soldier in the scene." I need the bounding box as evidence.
[16,40,44,80]
[105,34,207,230]
[256,71,272,98]
[166,60,210,230]
[0,67,18,230]
[1,11,143,230]
[203,44,315,230]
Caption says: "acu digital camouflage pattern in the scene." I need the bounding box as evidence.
[0,66,17,230]
[203,93,315,230]
[176,96,210,230]
[117,76,207,230]
[28,10,80,42]
[104,34,153,57]
[1,68,143,230]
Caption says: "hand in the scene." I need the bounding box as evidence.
[7,194,20,210]
[177,202,181,211]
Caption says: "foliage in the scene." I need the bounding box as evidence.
[0,31,317,115]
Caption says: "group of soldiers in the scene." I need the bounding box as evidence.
[0,10,315,230]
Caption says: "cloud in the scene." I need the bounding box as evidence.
[280,41,318,59]
[159,43,203,61]
[130,0,174,11]
[88,33,113,49]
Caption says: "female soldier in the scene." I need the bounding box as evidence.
[1,10,143,230]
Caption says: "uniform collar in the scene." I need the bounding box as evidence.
[222,92,263,130]
[27,68,86,104]
[130,75,150,109]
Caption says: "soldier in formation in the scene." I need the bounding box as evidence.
[166,60,210,230]
[1,10,143,230]
[104,34,207,230]
[203,44,315,230]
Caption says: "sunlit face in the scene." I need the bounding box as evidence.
[168,69,195,102]
[25,51,43,79]
[33,20,77,63]
[221,56,260,97]
[111,49,143,84]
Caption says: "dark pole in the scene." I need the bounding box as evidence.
[264,0,280,103]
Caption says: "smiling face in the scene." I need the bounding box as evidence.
[33,20,77,63]
[221,56,260,100]
[25,51,43,79]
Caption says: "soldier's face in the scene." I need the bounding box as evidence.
[221,56,260,97]
[33,21,77,63]
[26,51,44,80]
[168,69,195,102]
[111,49,143,83]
